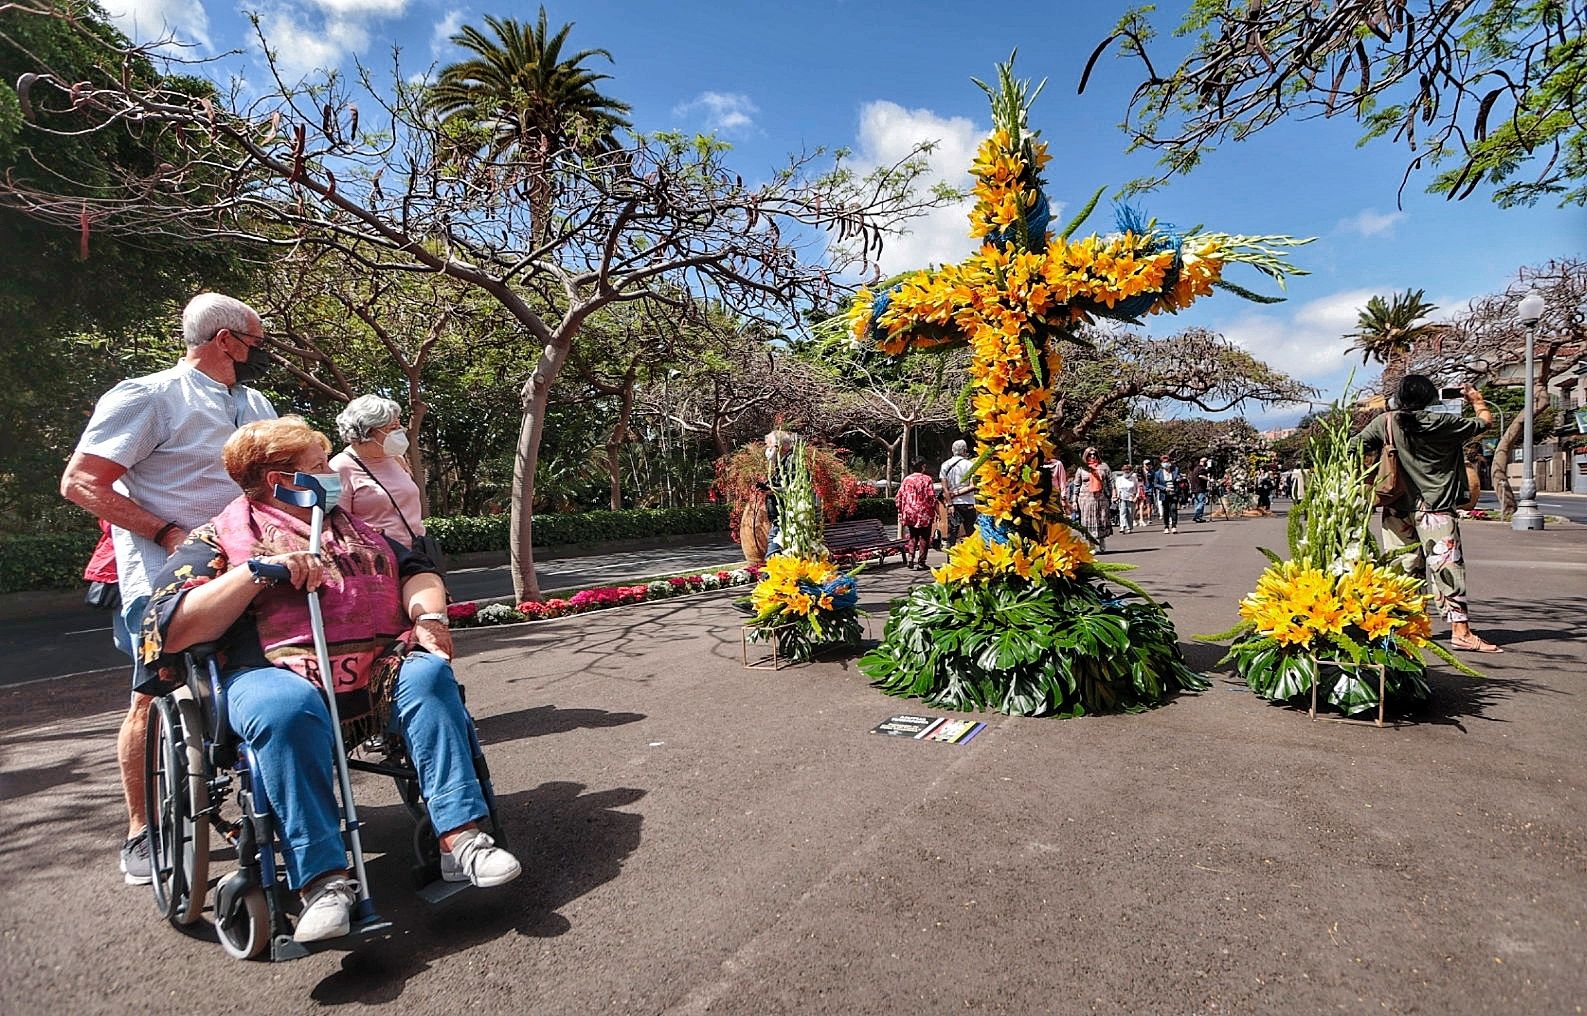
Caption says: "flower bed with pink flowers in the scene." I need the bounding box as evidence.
[449,567,764,628]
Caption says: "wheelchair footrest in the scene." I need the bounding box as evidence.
[414,877,473,906]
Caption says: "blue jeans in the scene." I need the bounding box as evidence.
[224,652,487,889]
[1192,491,1209,522]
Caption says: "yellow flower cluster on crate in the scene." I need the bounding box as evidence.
[750,554,841,617]
[932,524,1095,586]
[1238,560,1432,650]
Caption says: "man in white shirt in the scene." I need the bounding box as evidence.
[1113,468,1140,533]
[939,439,978,547]
[61,293,277,885]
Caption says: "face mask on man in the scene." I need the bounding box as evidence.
[227,331,271,384]
[381,428,410,458]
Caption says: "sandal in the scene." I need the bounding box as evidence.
[1451,635,1504,654]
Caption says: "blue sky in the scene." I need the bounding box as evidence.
[104,0,1586,427]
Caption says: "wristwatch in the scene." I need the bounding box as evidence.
[414,611,449,627]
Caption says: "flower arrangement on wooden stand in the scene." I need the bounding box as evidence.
[846,56,1309,717]
[742,437,864,663]
[1200,403,1479,721]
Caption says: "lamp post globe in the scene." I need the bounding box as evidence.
[1512,290,1546,531]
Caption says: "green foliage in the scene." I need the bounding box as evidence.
[427,504,733,554]
[0,4,256,536]
[859,576,1206,717]
[761,609,865,664]
[1288,399,1377,570]
[1103,1,1587,207]
[0,531,100,593]
[1347,289,1441,366]
[1223,631,1431,716]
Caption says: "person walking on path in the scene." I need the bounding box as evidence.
[1138,459,1157,524]
[1255,466,1275,514]
[1113,466,1140,534]
[895,458,939,570]
[60,292,277,885]
[1355,375,1502,653]
[940,440,978,547]
[1153,455,1184,533]
[1189,457,1210,523]
[1073,447,1114,551]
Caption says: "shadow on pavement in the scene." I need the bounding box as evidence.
[473,704,645,746]
[310,779,646,1006]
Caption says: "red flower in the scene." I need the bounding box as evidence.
[449,601,479,621]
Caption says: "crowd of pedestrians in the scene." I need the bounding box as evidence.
[896,442,1309,557]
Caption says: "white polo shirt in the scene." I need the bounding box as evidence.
[75,361,276,603]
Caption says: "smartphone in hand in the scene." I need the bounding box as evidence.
[1439,386,1465,401]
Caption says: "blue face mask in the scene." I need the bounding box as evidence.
[275,471,343,514]
[307,472,343,514]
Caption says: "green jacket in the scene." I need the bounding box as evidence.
[1356,410,1487,512]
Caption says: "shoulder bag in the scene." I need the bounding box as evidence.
[1372,412,1408,508]
[348,453,447,574]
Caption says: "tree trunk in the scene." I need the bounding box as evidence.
[510,338,572,602]
[1491,359,1555,518]
[405,372,429,515]
[605,367,638,510]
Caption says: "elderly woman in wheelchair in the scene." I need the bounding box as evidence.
[139,416,519,949]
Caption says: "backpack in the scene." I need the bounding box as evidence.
[1372,412,1408,508]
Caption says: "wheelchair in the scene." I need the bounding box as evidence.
[143,644,507,962]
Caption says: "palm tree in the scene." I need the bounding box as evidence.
[428,8,632,244]
[1347,289,1442,377]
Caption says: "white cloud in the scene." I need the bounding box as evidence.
[673,91,760,133]
[100,0,211,49]
[254,0,419,81]
[1214,287,1385,412]
[1336,208,1405,238]
[431,10,466,54]
[851,100,1004,276]
[257,7,373,80]
[306,0,409,15]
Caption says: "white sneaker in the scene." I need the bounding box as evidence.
[294,876,357,943]
[441,830,521,888]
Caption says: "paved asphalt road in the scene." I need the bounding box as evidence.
[0,537,744,688]
[1,512,1583,1014]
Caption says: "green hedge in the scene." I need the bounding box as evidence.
[0,531,100,594]
[428,505,733,555]
[852,497,898,523]
[1,500,889,593]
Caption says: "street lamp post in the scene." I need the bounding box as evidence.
[1512,290,1546,531]
[1125,414,1135,465]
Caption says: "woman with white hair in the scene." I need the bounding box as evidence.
[329,395,429,551]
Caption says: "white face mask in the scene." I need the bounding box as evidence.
[381,428,409,457]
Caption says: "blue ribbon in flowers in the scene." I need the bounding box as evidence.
[977,515,1014,545]
[800,574,859,611]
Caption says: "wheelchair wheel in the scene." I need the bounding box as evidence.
[214,874,270,960]
[145,695,210,926]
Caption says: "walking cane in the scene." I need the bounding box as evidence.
[262,472,387,931]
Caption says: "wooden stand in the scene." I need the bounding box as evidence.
[742,623,797,670]
[741,618,871,671]
[1308,659,1389,728]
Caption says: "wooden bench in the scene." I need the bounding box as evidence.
[824,518,908,565]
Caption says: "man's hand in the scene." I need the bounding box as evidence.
[159,527,189,554]
[413,618,453,661]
